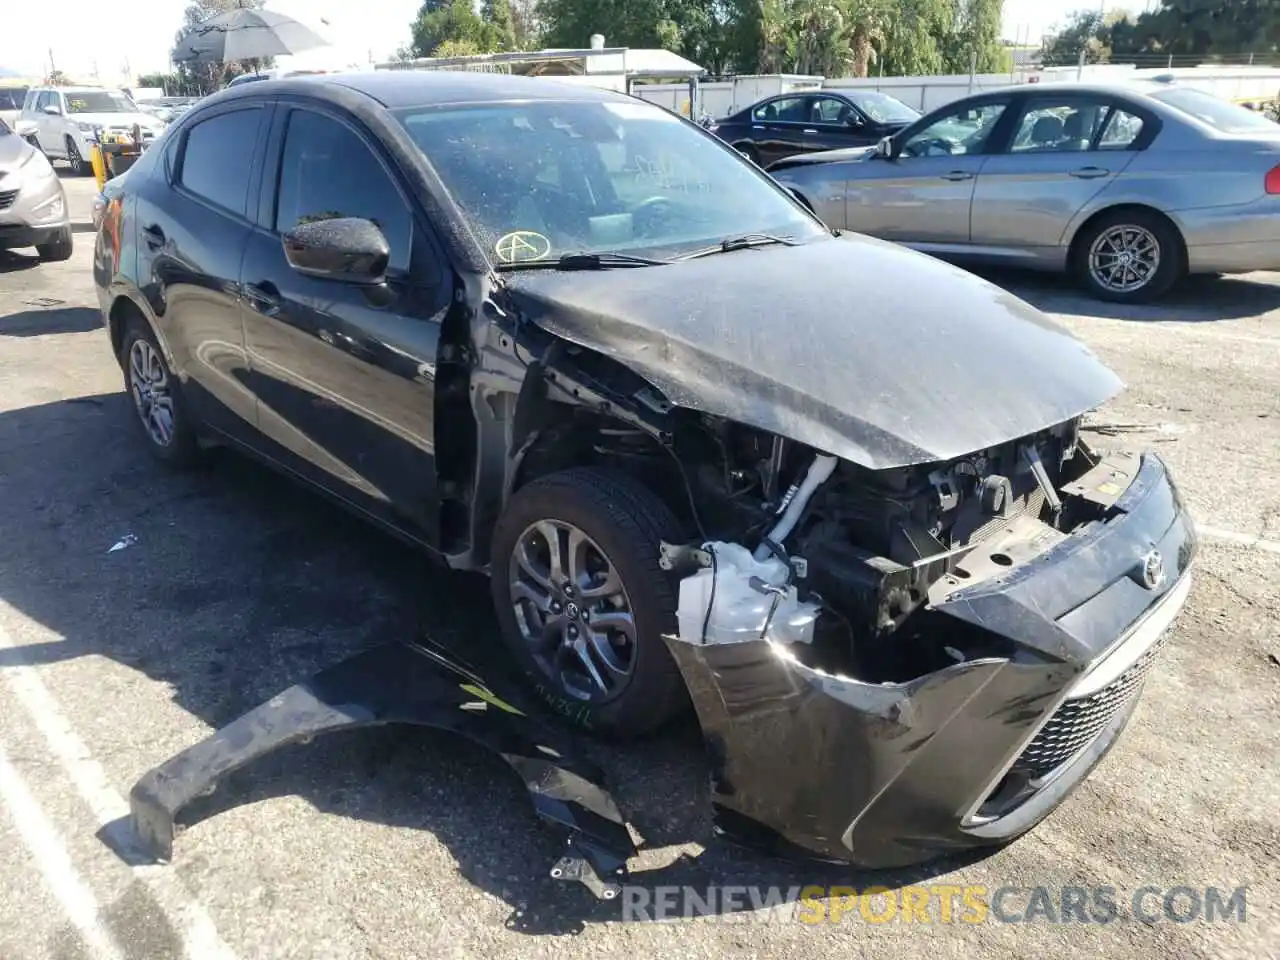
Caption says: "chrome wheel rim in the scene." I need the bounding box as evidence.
[508,519,636,703]
[1088,224,1160,293]
[67,140,81,166]
[128,339,175,447]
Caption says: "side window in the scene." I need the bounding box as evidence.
[1097,107,1145,150]
[178,109,262,216]
[812,96,855,124]
[35,91,51,112]
[901,100,1009,158]
[274,109,412,272]
[1010,99,1111,153]
[753,97,806,123]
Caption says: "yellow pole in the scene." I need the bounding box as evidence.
[91,143,107,190]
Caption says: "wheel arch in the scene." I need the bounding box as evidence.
[108,292,171,369]
[1066,203,1188,274]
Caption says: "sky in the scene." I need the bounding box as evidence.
[0,0,1088,85]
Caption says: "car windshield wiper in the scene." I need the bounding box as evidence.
[496,252,669,271]
[673,233,799,261]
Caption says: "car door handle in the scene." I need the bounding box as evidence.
[142,224,166,250]
[1069,166,1110,179]
[243,281,280,317]
[941,170,974,181]
[803,128,818,134]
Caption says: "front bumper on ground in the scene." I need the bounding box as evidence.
[124,454,1193,893]
[664,451,1196,868]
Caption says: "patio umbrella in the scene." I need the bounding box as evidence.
[171,8,329,64]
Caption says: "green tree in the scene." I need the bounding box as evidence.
[410,0,501,57]
[482,0,519,50]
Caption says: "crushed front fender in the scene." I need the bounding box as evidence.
[128,641,635,899]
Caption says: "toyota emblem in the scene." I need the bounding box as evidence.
[1140,550,1166,590]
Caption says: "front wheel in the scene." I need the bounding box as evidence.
[119,320,199,465]
[36,227,73,262]
[1075,210,1182,303]
[65,136,92,177]
[489,468,688,738]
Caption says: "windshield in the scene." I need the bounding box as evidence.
[1149,87,1279,134]
[393,99,825,264]
[846,91,919,124]
[65,91,136,114]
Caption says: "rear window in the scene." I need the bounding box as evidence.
[1148,87,1278,134]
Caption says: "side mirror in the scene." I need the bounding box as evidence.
[874,136,894,159]
[282,217,389,284]
[14,120,37,138]
[43,104,63,116]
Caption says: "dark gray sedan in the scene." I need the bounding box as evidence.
[770,80,1280,302]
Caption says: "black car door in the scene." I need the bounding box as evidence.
[134,101,269,440]
[805,94,886,152]
[747,95,814,166]
[240,102,449,544]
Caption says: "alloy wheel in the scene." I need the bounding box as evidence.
[508,519,637,703]
[128,339,176,448]
[1088,224,1160,294]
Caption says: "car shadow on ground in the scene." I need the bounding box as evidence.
[0,250,42,274]
[0,306,101,337]
[0,393,982,934]
[976,268,1280,322]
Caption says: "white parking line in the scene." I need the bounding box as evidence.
[1199,525,1280,556]
[0,741,127,960]
[0,612,238,960]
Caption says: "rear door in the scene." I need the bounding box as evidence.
[845,96,1013,245]
[34,92,62,153]
[240,102,449,541]
[134,101,270,440]
[747,96,813,166]
[970,94,1150,249]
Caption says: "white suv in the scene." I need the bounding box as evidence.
[20,87,165,175]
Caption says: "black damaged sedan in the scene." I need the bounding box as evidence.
[94,72,1196,875]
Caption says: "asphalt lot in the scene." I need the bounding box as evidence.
[0,173,1276,960]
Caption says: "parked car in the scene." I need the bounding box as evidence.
[0,116,72,260]
[20,86,165,175]
[93,72,1195,869]
[0,84,30,130]
[770,80,1280,302]
[709,89,920,166]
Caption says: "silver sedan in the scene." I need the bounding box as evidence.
[769,80,1280,302]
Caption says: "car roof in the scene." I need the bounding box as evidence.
[960,79,1190,101]
[220,70,635,109]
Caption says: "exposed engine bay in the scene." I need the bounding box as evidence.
[538,393,1122,684]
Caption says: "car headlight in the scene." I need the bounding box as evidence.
[75,121,103,142]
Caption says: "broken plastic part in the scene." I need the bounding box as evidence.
[677,542,820,646]
[126,641,636,897]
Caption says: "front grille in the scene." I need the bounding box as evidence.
[0,188,17,211]
[1014,631,1170,779]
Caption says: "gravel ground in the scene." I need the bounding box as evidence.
[0,174,1276,960]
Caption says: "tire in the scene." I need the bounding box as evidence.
[65,136,92,177]
[36,228,73,262]
[490,467,688,738]
[1074,208,1182,304]
[118,318,199,465]
[735,142,759,165]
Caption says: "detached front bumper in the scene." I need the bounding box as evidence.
[664,452,1196,868]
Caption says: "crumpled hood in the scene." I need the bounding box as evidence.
[502,233,1123,470]
[768,145,877,172]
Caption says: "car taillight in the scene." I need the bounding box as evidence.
[1266,163,1280,194]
